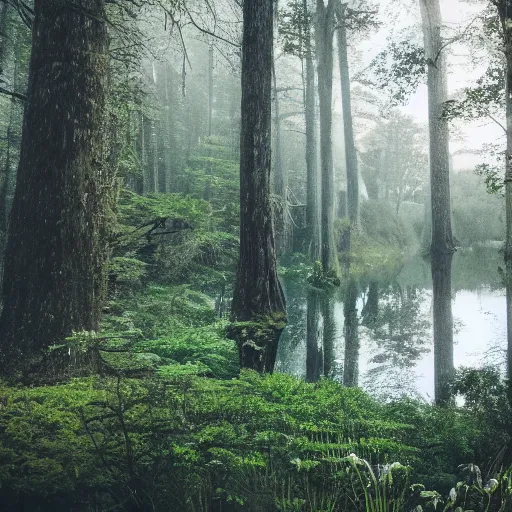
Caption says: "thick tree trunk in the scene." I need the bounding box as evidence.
[336,3,360,230]
[419,0,455,255]
[316,0,337,275]
[0,0,110,376]
[431,252,454,405]
[230,0,286,373]
[303,0,321,261]
[0,2,13,241]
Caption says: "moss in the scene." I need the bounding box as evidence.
[226,315,286,373]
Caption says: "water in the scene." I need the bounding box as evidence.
[276,247,506,401]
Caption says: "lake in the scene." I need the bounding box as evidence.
[275,247,506,401]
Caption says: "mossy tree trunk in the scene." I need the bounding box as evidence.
[230,0,286,373]
[0,0,110,376]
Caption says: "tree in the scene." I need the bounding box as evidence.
[230,0,286,373]
[278,0,321,260]
[336,1,360,230]
[360,112,429,212]
[316,0,338,275]
[0,0,111,376]
[419,0,456,255]
[492,0,512,394]
[303,0,321,261]
[431,252,455,404]
[420,0,456,405]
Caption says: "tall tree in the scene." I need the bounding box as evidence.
[0,0,110,376]
[316,0,338,275]
[230,0,286,373]
[419,0,456,255]
[303,0,321,261]
[493,0,512,394]
[335,1,360,231]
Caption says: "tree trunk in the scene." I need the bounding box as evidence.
[0,0,110,376]
[208,44,214,139]
[431,252,454,405]
[419,0,455,255]
[141,112,152,194]
[336,2,360,230]
[229,0,286,373]
[303,0,321,262]
[316,0,337,275]
[322,290,336,378]
[361,281,378,326]
[163,61,175,193]
[273,57,290,253]
[343,277,359,387]
[306,288,323,382]
[496,0,512,400]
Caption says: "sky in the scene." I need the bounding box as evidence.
[360,0,503,171]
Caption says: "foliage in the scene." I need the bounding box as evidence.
[0,370,508,511]
[451,171,504,246]
[134,324,239,379]
[365,41,426,106]
[442,64,505,124]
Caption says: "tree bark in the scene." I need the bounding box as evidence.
[230,0,286,373]
[303,0,321,262]
[419,0,455,255]
[496,0,512,399]
[0,0,110,376]
[336,2,360,230]
[316,0,338,275]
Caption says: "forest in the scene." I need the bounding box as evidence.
[0,0,512,510]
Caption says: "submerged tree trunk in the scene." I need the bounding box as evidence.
[336,3,360,231]
[0,0,110,376]
[316,0,337,275]
[306,288,323,382]
[230,0,286,373]
[343,277,359,387]
[419,0,455,255]
[303,0,321,261]
[322,290,336,378]
[431,252,454,405]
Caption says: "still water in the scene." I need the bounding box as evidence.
[276,247,506,401]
